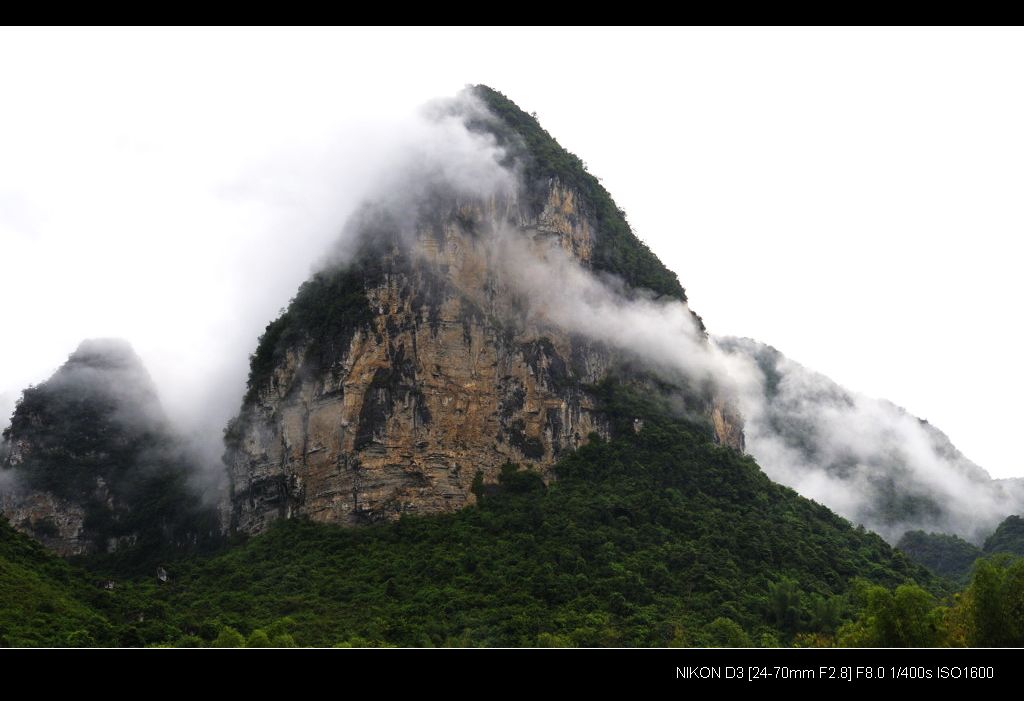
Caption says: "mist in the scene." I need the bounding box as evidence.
[486,226,723,387]
[480,217,1024,542]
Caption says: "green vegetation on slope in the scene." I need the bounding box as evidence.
[0,517,111,646]
[73,384,930,648]
[468,85,690,306]
[897,531,983,583]
[837,556,1024,647]
[896,516,1023,583]
[242,262,379,407]
[3,381,1020,648]
[6,505,1020,648]
[984,515,1024,557]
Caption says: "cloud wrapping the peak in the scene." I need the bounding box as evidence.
[715,337,1024,543]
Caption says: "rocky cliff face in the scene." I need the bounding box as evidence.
[229,186,611,533]
[0,339,217,555]
[0,488,87,557]
[226,87,744,534]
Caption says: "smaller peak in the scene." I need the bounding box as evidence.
[67,338,142,370]
[467,84,501,98]
[54,338,160,414]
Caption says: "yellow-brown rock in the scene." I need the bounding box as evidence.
[227,181,743,534]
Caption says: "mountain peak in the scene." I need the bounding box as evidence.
[225,85,737,534]
[66,338,143,370]
[464,85,689,304]
[1,338,216,556]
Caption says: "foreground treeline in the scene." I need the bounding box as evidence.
[2,501,1020,648]
[804,557,1023,647]
[4,509,1019,648]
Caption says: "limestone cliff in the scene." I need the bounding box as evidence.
[226,86,744,534]
[0,488,87,557]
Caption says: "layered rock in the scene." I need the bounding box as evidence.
[229,187,609,532]
[0,488,87,557]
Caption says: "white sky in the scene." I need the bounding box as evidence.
[1,27,1021,478]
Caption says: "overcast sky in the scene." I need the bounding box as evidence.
[1,27,1021,479]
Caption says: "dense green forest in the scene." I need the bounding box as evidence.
[5,512,1021,647]
[0,518,112,647]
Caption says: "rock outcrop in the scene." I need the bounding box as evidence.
[226,87,744,534]
[0,488,87,557]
